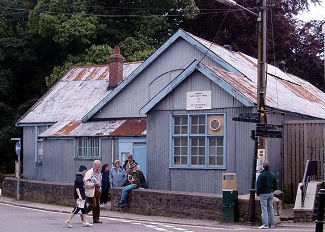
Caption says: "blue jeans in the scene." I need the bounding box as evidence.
[120,184,136,203]
[259,192,275,227]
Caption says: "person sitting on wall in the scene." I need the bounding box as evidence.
[118,165,147,206]
[100,163,110,207]
[122,154,138,185]
[256,161,278,229]
[109,160,127,187]
[84,160,102,223]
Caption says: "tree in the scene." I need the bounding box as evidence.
[181,0,324,90]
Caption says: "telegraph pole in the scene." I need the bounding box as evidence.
[247,0,267,224]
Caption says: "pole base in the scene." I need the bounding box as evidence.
[247,188,256,225]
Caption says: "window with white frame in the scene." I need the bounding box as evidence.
[36,125,50,163]
[171,114,226,169]
[75,137,101,159]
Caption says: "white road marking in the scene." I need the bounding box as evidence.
[144,224,156,228]
[153,228,167,231]
[174,228,187,231]
[0,202,315,231]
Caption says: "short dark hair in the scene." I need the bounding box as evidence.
[263,161,270,169]
[102,163,109,170]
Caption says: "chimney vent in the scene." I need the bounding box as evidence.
[108,45,125,89]
[224,45,232,52]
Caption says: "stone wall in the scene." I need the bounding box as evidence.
[111,188,282,223]
[2,177,74,205]
[2,178,282,223]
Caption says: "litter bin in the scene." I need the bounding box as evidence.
[222,173,239,222]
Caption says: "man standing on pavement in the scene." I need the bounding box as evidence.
[256,161,278,229]
[123,154,138,185]
[84,160,102,223]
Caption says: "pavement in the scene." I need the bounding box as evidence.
[0,195,318,231]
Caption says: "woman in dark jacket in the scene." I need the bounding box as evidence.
[100,163,110,207]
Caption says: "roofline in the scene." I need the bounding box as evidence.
[73,61,143,69]
[81,28,243,122]
[139,61,254,115]
[16,122,55,127]
[16,66,75,125]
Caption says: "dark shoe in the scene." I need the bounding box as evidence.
[93,221,102,224]
[117,202,127,207]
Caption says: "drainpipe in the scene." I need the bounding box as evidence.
[111,137,114,166]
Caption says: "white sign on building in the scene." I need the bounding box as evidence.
[186,91,211,110]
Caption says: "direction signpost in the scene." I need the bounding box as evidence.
[11,138,21,200]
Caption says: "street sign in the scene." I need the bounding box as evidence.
[232,113,259,123]
[15,141,21,156]
[255,129,282,138]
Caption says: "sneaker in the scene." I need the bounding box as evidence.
[117,202,127,206]
[258,225,269,229]
[100,203,108,207]
[270,225,276,228]
[65,220,72,228]
[82,222,93,227]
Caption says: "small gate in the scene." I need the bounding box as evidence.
[282,120,325,203]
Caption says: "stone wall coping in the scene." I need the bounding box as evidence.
[4,177,73,187]
[112,187,222,198]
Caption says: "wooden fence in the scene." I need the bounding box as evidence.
[282,120,325,203]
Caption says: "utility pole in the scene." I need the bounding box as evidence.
[11,138,21,200]
[216,0,268,224]
[322,23,325,87]
[247,0,267,224]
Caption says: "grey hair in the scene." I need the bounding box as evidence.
[93,160,101,166]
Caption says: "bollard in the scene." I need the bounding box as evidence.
[315,189,325,232]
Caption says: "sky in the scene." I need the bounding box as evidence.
[297,0,325,21]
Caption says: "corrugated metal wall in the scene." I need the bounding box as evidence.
[94,39,222,119]
[146,70,303,194]
[22,133,120,183]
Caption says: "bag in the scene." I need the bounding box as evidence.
[77,199,85,209]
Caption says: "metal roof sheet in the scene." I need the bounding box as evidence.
[203,63,325,119]
[17,62,142,124]
[39,118,146,137]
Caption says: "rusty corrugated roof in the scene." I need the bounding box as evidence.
[39,118,146,137]
[17,62,143,124]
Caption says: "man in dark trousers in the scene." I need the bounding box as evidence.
[256,161,278,229]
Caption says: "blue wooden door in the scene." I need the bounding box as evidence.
[133,143,147,178]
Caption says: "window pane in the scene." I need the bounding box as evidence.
[209,156,216,165]
[209,137,216,146]
[191,147,198,155]
[181,137,188,146]
[174,156,180,165]
[217,137,224,146]
[174,126,180,134]
[199,125,205,134]
[181,147,187,155]
[181,126,188,134]
[217,156,223,165]
[181,156,187,164]
[191,137,198,146]
[192,116,198,124]
[199,137,205,146]
[191,156,197,165]
[199,156,205,165]
[217,147,223,156]
[174,138,180,146]
[182,116,188,125]
[191,126,198,134]
[209,147,216,156]
[175,117,180,125]
[199,147,205,156]
[199,116,205,124]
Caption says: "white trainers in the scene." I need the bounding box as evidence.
[65,220,72,228]
[82,222,93,227]
[270,225,276,228]
[258,225,269,229]
[100,203,108,207]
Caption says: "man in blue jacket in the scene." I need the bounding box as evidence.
[256,161,278,229]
